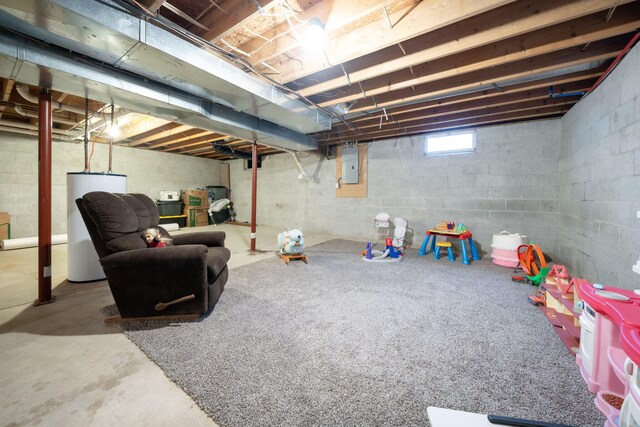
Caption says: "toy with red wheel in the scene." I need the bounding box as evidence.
[512,243,548,286]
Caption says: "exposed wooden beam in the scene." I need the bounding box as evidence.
[237,0,411,65]
[171,137,247,154]
[145,130,215,149]
[332,84,589,133]
[345,37,624,114]
[332,97,578,139]
[295,0,635,94]
[0,78,14,119]
[127,123,192,147]
[55,92,68,103]
[164,135,229,152]
[324,106,572,144]
[340,70,601,126]
[314,8,640,106]
[114,115,171,143]
[1,78,15,99]
[159,135,224,151]
[141,0,166,13]
[201,153,234,160]
[220,139,249,147]
[172,142,212,154]
[195,0,279,43]
[264,0,516,83]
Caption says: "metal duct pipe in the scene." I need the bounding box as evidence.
[16,84,85,115]
[0,0,330,135]
[0,125,75,141]
[0,31,318,152]
[0,119,80,136]
[290,152,312,182]
[212,144,253,159]
[0,125,40,136]
[14,104,79,126]
[15,85,128,139]
[255,140,314,182]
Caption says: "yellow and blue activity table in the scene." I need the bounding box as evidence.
[418,228,480,265]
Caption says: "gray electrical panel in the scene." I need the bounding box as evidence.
[342,146,359,184]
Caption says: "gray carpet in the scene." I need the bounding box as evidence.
[119,239,604,427]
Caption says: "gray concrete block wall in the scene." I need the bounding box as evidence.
[230,119,562,257]
[0,135,221,238]
[558,42,640,288]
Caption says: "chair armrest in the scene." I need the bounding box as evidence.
[172,231,226,247]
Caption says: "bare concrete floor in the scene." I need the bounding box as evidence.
[0,224,337,426]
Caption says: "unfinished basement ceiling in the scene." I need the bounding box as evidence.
[0,0,638,160]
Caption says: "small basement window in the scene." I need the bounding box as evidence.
[244,156,262,170]
[424,130,475,156]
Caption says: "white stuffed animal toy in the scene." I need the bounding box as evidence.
[278,229,304,254]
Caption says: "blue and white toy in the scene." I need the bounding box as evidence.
[278,229,304,254]
[363,238,403,262]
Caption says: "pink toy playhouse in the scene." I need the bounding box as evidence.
[577,283,640,427]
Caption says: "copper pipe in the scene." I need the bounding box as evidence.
[108,104,114,173]
[35,88,54,306]
[84,97,89,172]
[250,141,258,252]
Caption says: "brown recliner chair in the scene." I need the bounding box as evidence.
[76,191,230,321]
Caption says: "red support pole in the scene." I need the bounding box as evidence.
[250,141,258,252]
[35,88,54,306]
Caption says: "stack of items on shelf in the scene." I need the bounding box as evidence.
[156,191,185,228]
[490,231,526,268]
[576,282,640,427]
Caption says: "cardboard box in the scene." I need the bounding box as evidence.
[0,212,9,241]
[181,189,208,208]
[184,208,209,227]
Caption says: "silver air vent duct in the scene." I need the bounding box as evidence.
[0,0,332,151]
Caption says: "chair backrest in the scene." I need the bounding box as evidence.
[76,192,161,258]
[75,198,111,258]
[392,217,408,247]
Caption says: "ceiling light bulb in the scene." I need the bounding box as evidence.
[302,18,324,50]
[107,122,120,138]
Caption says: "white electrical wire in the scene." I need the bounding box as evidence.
[220,39,250,57]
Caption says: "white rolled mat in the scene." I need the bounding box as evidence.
[1,224,179,250]
[1,234,67,250]
[161,223,180,232]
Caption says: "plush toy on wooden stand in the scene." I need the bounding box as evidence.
[277,228,308,264]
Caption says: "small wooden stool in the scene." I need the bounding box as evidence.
[280,253,308,264]
[434,241,454,262]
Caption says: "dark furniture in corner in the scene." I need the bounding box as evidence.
[76,191,230,322]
